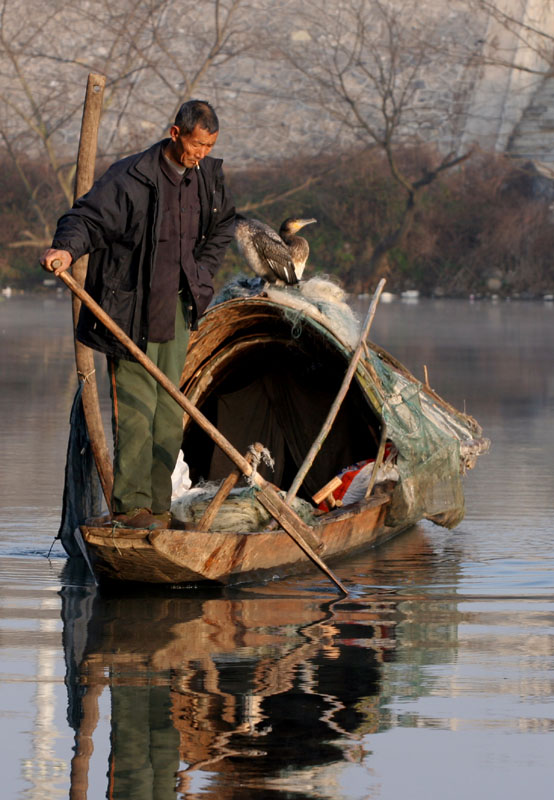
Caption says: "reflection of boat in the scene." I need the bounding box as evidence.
[77,280,488,587]
[60,569,396,798]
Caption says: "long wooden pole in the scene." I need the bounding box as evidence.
[70,73,113,506]
[363,424,388,500]
[53,266,348,595]
[285,278,386,504]
[69,673,103,800]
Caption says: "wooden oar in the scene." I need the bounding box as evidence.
[52,264,348,595]
[285,278,386,504]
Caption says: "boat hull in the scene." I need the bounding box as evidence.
[80,496,408,586]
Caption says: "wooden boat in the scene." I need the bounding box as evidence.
[55,74,487,591]
[77,279,489,587]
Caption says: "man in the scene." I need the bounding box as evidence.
[41,100,235,529]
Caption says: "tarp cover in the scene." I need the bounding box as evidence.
[184,282,486,529]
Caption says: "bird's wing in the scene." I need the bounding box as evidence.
[251,229,298,284]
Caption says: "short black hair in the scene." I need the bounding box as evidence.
[174,100,219,135]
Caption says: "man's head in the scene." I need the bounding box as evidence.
[174,100,219,136]
[166,99,219,169]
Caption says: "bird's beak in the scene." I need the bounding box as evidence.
[295,218,317,232]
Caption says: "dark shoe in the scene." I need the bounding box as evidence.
[112,508,169,530]
[151,511,190,530]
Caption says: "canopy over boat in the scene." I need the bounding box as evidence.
[63,277,489,587]
[179,277,487,531]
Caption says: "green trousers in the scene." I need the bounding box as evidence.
[109,296,190,514]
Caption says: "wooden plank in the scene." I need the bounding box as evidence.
[312,476,342,506]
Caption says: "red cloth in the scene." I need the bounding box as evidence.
[317,445,393,511]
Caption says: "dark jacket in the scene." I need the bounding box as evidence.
[53,139,235,358]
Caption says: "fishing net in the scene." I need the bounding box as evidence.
[359,351,477,528]
[212,275,361,347]
[57,383,104,556]
[171,484,316,532]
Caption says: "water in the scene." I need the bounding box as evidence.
[1,292,553,799]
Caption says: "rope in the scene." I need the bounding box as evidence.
[246,443,274,486]
[77,368,96,382]
[282,308,305,339]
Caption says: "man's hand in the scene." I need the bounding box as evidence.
[40,249,72,275]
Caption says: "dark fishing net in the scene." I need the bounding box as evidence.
[59,578,96,730]
[57,383,104,557]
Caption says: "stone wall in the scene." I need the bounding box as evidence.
[460,0,554,163]
[1,0,553,167]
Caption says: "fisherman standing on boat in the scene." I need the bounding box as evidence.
[40,100,235,530]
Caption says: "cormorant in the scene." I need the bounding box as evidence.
[234,214,317,285]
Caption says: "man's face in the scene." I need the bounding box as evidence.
[168,124,218,168]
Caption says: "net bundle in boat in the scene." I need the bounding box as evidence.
[171,485,316,533]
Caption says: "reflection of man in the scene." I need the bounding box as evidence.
[40,100,235,530]
[62,587,389,798]
[109,685,179,800]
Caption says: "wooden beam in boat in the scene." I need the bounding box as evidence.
[197,443,265,532]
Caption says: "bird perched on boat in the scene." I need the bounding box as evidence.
[234,214,317,285]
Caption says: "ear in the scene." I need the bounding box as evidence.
[169,124,180,141]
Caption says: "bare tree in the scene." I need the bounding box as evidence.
[0,0,254,251]
[268,0,474,286]
[5,0,551,286]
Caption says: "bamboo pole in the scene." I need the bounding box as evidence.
[363,424,388,500]
[284,279,386,504]
[70,73,113,506]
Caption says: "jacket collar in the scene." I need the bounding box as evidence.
[129,139,167,185]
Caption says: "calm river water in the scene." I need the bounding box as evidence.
[1,291,553,800]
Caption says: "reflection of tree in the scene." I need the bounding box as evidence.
[60,567,400,799]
